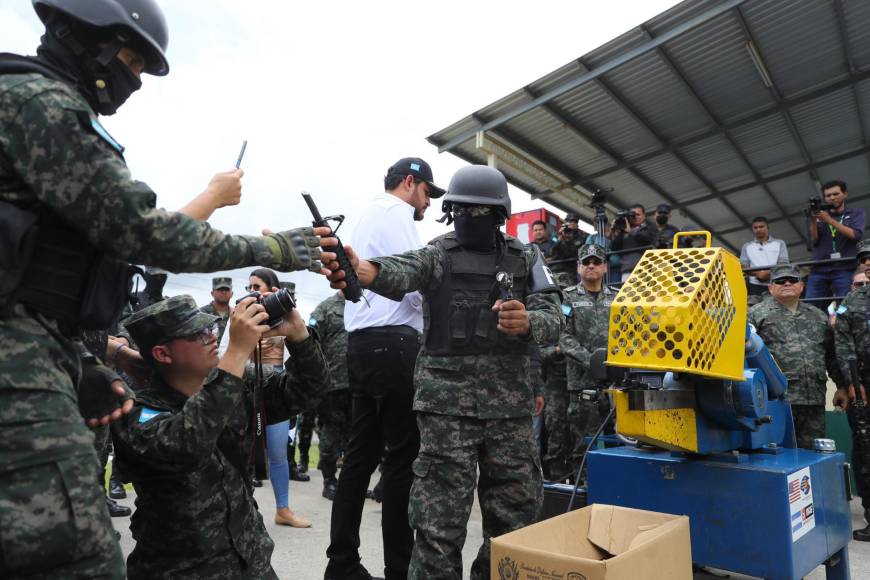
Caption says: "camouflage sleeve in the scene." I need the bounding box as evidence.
[528,344,544,397]
[526,290,563,345]
[834,300,859,382]
[111,369,243,471]
[366,245,444,300]
[261,335,327,422]
[1,82,271,272]
[559,325,590,368]
[823,321,846,388]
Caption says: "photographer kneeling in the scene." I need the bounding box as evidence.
[111,294,327,579]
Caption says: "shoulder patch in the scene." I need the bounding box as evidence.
[561,303,572,317]
[836,305,847,315]
[307,317,317,327]
[87,115,125,154]
[138,406,165,424]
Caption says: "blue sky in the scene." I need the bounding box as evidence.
[3,0,676,314]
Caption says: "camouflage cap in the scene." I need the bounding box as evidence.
[578,244,607,262]
[125,295,219,353]
[770,263,803,281]
[212,277,232,290]
[858,239,870,258]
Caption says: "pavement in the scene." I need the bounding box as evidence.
[111,467,870,579]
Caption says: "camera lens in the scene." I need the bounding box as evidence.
[262,288,295,327]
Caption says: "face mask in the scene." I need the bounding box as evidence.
[453,214,498,250]
[92,57,142,115]
[655,214,669,226]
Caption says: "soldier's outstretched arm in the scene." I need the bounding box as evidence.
[1,88,326,273]
[526,291,563,345]
[324,242,443,300]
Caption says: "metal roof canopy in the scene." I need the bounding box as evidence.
[428,0,870,256]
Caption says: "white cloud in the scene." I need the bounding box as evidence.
[3,0,677,311]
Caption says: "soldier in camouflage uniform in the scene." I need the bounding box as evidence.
[112,295,326,578]
[749,264,843,449]
[308,291,352,500]
[199,276,234,344]
[560,244,616,477]
[832,260,870,540]
[324,165,563,580]
[0,2,326,577]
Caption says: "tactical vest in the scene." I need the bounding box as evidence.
[423,233,529,356]
[0,55,133,335]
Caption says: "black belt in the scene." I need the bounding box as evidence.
[349,325,420,339]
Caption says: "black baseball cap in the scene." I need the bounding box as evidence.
[386,157,445,198]
[656,203,672,213]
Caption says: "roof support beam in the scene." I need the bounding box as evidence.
[436,0,749,154]
[832,0,870,178]
[581,68,870,182]
[578,60,752,236]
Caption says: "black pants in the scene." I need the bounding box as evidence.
[325,326,420,580]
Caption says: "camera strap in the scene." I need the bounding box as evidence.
[249,342,268,481]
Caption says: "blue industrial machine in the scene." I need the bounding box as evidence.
[587,233,853,580]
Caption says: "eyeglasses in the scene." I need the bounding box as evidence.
[853,281,868,288]
[581,257,605,266]
[245,283,264,292]
[452,205,494,218]
[179,323,218,345]
[860,256,870,264]
[772,277,800,285]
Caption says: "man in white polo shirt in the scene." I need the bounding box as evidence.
[324,158,445,580]
[740,216,789,296]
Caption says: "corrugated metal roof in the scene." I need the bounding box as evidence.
[427,0,870,257]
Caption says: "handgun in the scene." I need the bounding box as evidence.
[301,192,363,303]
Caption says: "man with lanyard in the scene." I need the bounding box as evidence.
[807,180,866,307]
[325,157,444,580]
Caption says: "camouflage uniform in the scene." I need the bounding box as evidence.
[833,284,870,516]
[539,344,570,480]
[364,237,562,580]
[199,302,231,345]
[749,297,842,448]
[308,294,351,482]
[0,73,316,578]
[111,296,327,579]
[560,283,616,470]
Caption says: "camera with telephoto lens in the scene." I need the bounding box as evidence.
[807,196,835,214]
[613,209,633,230]
[236,288,295,328]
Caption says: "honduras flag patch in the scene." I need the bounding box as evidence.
[561,303,572,317]
[138,407,165,424]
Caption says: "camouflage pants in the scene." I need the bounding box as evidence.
[542,376,571,480]
[0,307,123,578]
[316,389,352,480]
[127,547,278,580]
[848,401,870,510]
[791,404,826,449]
[567,391,613,473]
[408,413,543,580]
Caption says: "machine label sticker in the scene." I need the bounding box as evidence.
[787,467,815,542]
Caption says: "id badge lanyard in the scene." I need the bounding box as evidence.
[828,213,846,254]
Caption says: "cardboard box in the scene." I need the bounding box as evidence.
[491,504,692,580]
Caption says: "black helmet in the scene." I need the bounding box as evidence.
[34,0,169,76]
[564,212,581,223]
[442,165,511,219]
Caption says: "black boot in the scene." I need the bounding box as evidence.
[109,477,126,499]
[854,523,870,541]
[322,477,338,501]
[298,452,310,475]
[290,460,310,482]
[106,497,131,518]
